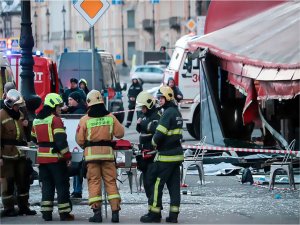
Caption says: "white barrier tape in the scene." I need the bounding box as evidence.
[111,109,135,115]
[180,144,299,155]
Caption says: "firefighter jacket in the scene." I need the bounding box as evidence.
[127,83,143,105]
[0,108,27,160]
[76,113,124,162]
[31,115,71,164]
[136,108,161,150]
[152,102,184,162]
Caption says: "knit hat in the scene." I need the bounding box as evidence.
[69,91,82,103]
[167,77,175,85]
[70,78,78,84]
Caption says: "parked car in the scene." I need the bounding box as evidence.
[130,65,164,83]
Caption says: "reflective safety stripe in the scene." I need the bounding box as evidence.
[170,205,179,213]
[18,192,29,197]
[151,139,157,147]
[2,195,14,200]
[41,207,53,212]
[153,177,160,208]
[37,152,62,158]
[156,125,168,134]
[59,208,71,213]
[60,147,69,155]
[41,201,54,211]
[156,154,184,162]
[150,206,161,213]
[14,120,20,140]
[2,154,19,159]
[107,194,121,200]
[89,196,102,204]
[58,202,70,208]
[85,153,115,161]
[1,118,12,124]
[87,117,113,130]
[156,125,182,136]
[33,115,54,126]
[41,201,53,206]
[53,128,65,134]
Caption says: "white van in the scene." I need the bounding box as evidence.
[163,34,203,140]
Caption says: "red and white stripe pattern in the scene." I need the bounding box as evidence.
[181,144,299,155]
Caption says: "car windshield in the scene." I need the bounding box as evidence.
[168,47,185,71]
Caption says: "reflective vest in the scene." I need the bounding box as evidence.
[84,116,115,162]
[32,115,66,164]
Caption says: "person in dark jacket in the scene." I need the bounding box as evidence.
[0,89,36,217]
[62,78,86,107]
[79,78,90,95]
[135,91,161,208]
[66,91,87,114]
[140,85,184,223]
[167,77,183,103]
[65,91,87,199]
[125,77,143,128]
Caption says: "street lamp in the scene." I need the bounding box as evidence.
[152,3,155,50]
[34,11,38,48]
[19,0,41,118]
[120,2,127,67]
[61,5,66,50]
[46,8,50,43]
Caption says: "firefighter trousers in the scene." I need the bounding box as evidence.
[147,161,181,214]
[1,158,30,210]
[39,162,72,215]
[86,161,121,211]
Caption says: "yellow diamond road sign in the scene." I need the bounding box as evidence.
[74,0,110,27]
[186,19,196,32]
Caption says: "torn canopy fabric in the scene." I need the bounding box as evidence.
[188,1,300,100]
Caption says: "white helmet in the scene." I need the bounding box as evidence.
[4,89,25,109]
[86,89,104,107]
[136,91,155,110]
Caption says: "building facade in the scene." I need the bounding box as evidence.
[1,0,209,65]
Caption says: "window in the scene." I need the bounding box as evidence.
[128,42,135,60]
[127,10,135,28]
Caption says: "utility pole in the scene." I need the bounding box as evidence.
[121,2,127,67]
[62,5,66,50]
[152,3,155,51]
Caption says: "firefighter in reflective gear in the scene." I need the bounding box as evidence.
[135,91,161,207]
[31,93,74,221]
[76,90,124,223]
[140,86,184,223]
[125,76,143,128]
[0,89,36,217]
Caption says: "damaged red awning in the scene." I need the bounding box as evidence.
[189,1,300,101]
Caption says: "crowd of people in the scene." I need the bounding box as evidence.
[0,76,185,223]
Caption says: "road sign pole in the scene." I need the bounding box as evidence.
[91,26,95,90]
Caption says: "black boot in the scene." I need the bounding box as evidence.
[1,208,18,217]
[60,212,75,221]
[89,208,102,223]
[18,207,37,216]
[166,212,178,223]
[42,212,52,221]
[111,210,119,223]
[140,212,161,223]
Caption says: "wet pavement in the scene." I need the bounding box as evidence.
[1,173,299,224]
